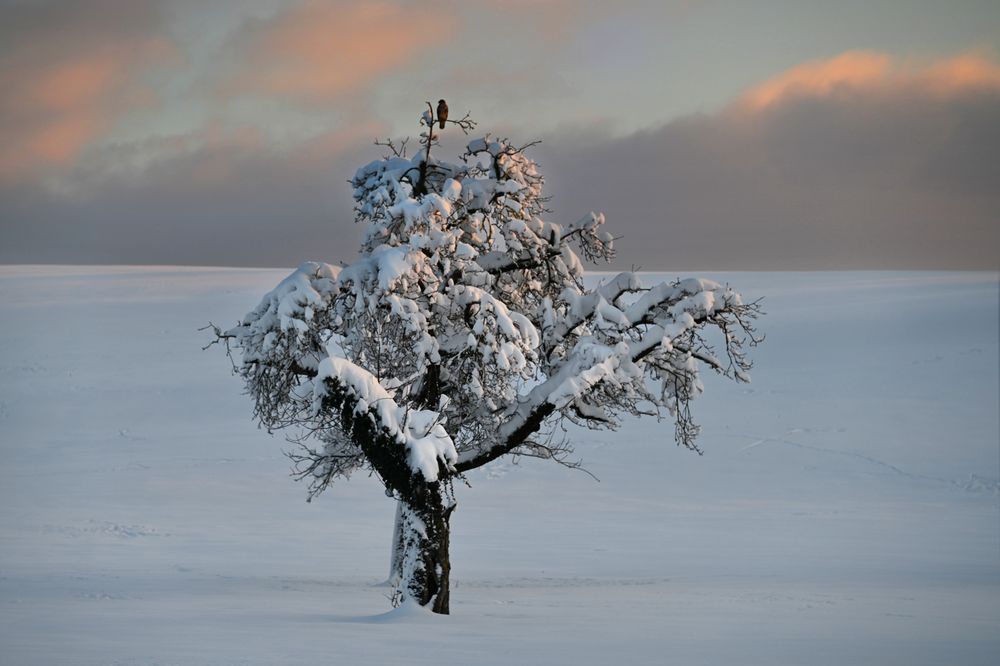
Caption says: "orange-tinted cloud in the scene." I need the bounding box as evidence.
[0,1,176,183]
[219,1,456,104]
[920,52,1000,94]
[737,50,1000,110]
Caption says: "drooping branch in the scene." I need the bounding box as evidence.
[199,322,235,351]
[455,283,762,472]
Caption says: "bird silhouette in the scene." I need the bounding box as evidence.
[437,99,448,130]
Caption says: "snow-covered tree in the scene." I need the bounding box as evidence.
[209,103,761,614]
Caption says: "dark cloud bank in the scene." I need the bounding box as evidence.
[2,82,998,270]
[540,86,1000,270]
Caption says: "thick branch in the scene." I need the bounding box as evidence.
[477,247,561,275]
[318,377,426,501]
[454,402,556,473]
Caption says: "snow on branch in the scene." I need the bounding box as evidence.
[310,356,457,485]
[217,263,340,433]
[457,275,761,470]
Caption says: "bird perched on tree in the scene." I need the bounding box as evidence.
[437,99,448,129]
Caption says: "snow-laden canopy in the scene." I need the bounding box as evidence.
[227,124,760,498]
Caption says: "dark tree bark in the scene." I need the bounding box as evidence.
[397,483,454,614]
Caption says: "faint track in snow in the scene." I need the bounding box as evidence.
[454,576,671,590]
[42,521,168,539]
[734,429,999,495]
[0,362,46,376]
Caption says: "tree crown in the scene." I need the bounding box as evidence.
[219,105,761,500]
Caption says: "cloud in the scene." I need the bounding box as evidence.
[2,48,997,270]
[216,0,456,105]
[538,51,1000,270]
[737,51,894,110]
[0,0,177,183]
[0,119,382,267]
[737,50,1000,110]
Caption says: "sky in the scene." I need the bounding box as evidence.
[1,0,998,270]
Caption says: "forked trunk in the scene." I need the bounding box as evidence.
[394,483,454,614]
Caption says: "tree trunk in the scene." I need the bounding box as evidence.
[387,500,404,588]
[394,483,454,614]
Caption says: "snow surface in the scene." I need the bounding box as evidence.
[1,266,998,665]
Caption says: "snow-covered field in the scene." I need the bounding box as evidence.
[1,266,997,665]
